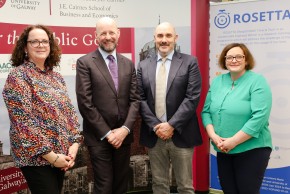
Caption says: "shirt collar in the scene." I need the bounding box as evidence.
[227,70,250,84]
[98,47,117,61]
[157,50,174,62]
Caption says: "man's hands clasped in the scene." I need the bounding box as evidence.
[107,127,129,149]
[154,122,174,140]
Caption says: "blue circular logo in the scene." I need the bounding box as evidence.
[214,10,230,29]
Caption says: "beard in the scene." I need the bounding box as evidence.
[99,42,117,53]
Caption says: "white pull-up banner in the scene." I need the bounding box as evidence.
[210,0,290,193]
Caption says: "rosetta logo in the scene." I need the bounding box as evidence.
[0,0,6,9]
[214,10,231,29]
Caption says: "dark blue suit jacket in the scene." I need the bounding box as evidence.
[137,52,202,148]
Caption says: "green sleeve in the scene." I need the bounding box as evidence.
[241,75,272,138]
[201,81,214,127]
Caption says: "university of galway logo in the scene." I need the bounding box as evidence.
[0,0,6,9]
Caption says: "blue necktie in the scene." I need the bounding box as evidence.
[107,55,118,90]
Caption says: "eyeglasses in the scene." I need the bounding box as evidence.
[225,55,245,62]
[27,40,50,48]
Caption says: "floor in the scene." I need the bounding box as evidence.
[127,189,223,194]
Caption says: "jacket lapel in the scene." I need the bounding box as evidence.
[148,56,157,98]
[93,50,117,94]
[167,52,182,93]
[116,54,125,93]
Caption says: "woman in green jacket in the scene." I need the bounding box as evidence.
[202,43,272,194]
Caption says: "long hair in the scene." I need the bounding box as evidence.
[10,24,61,70]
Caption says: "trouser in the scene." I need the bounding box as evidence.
[217,147,272,194]
[88,142,131,194]
[21,165,65,194]
[148,138,195,194]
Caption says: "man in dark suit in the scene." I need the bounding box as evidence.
[76,17,139,194]
[137,22,202,194]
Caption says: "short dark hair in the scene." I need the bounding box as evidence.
[218,43,255,70]
[10,24,61,70]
